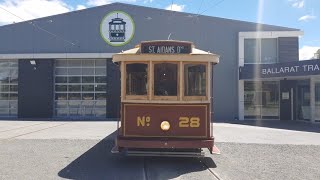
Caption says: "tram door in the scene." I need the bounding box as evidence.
[280,80,296,120]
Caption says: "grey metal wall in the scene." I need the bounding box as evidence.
[18,59,54,118]
[106,59,120,118]
[0,3,300,120]
[278,37,299,63]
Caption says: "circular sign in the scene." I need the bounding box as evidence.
[100,11,135,46]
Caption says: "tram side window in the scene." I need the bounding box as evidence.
[184,64,206,96]
[126,63,148,95]
[154,63,177,96]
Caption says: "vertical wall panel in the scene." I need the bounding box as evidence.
[18,59,54,118]
[278,37,299,62]
[106,59,120,118]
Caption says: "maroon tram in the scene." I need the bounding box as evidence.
[111,40,220,156]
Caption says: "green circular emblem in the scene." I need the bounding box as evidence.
[100,11,135,47]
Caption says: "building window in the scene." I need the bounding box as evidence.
[126,63,148,95]
[244,81,279,119]
[244,39,259,63]
[55,59,107,118]
[244,38,278,64]
[315,83,320,120]
[296,80,310,121]
[0,60,18,117]
[184,64,206,96]
[154,63,177,96]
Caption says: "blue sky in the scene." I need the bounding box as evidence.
[0,0,319,59]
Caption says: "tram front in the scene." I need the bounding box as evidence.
[112,40,220,156]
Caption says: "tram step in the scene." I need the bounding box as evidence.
[125,148,205,157]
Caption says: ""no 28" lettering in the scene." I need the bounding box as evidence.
[179,117,200,128]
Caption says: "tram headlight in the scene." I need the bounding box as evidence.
[160,121,170,131]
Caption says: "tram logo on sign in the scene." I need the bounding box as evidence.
[100,11,135,46]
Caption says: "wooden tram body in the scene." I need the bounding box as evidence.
[112,40,219,156]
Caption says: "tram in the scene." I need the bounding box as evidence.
[112,40,220,156]
[108,13,126,42]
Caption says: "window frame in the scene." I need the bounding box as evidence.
[152,61,180,101]
[0,60,18,117]
[124,61,149,100]
[244,38,278,64]
[182,62,209,101]
[121,61,210,102]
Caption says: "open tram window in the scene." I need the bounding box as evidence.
[154,63,178,96]
[184,64,207,96]
[126,63,148,95]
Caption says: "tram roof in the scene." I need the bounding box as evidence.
[112,40,220,64]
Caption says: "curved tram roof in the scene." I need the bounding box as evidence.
[112,40,220,64]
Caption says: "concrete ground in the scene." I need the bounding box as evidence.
[0,120,319,180]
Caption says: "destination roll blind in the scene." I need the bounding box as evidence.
[140,41,192,54]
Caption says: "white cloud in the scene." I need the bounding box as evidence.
[165,3,185,12]
[87,0,112,6]
[86,0,136,6]
[298,14,317,21]
[0,0,71,25]
[0,0,160,26]
[76,5,86,10]
[299,46,320,60]
[292,0,304,8]
[144,0,153,3]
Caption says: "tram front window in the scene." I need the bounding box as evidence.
[126,63,148,95]
[154,63,177,96]
[184,64,206,96]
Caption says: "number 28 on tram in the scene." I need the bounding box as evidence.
[112,40,220,156]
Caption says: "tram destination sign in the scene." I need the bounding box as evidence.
[140,41,192,54]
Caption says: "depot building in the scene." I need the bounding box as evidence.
[0,3,319,123]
